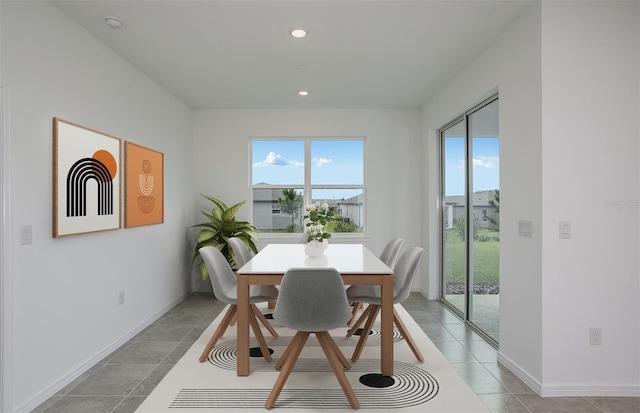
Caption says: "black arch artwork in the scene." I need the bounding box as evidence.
[66,157,114,217]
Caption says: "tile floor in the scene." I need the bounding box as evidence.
[32,293,639,413]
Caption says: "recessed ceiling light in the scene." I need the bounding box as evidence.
[105,16,124,29]
[298,91,310,96]
[289,27,308,38]
[296,65,309,71]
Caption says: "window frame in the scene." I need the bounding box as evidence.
[250,137,366,240]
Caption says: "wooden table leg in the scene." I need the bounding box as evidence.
[380,274,394,376]
[236,274,250,376]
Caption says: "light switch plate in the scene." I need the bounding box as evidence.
[20,225,33,245]
[559,221,571,239]
[518,220,533,237]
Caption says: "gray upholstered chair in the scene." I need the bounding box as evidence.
[227,236,255,268]
[379,237,405,269]
[348,237,405,325]
[265,268,359,410]
[198,246,279,363]
[228,237,278,311]
[346,246,425,362]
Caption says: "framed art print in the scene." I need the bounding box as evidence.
[124,141,164,228]
[53,118,121,237]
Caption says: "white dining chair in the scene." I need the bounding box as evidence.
[198,246,279,363]
[265,267,359,409]
[346,246,425,362]
[228,236,255,268]
[348,237,405,325]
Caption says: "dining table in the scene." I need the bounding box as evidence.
[235,243,394,377]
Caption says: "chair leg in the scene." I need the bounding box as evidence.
[393,307,424,362]
[249,312,272,362]
[316,332,359,409]
[351,305,380,362]
[265,331,310,409]
[199,305,237,362]
[275,331,304,370]
[324,332,351,369]
[252,304,279,337]
[347,302,362,325]
[346,305,374,337]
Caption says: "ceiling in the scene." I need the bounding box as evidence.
[50,0,532,110]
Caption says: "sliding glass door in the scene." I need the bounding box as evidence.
[440,96,500,345]
[441,120,467,316]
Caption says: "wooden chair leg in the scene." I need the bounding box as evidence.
[347,302,362,325]
[252,304,279,337]
[351,305,380,362]
[393,307,424,362]
[199,305,236,362]
[317,332,359,409]
[346,305,374,337]
[324,332,351,369]
[266,332,309,409]
[275,331,304,370]
[249,313,272,362]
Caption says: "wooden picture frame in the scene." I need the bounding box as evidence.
[124,141,164,228]
[53,118,122,237]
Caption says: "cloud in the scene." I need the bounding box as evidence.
[253,152,303,167]
[454,156,499,169]
[473,156,499,169]
[313,157,333,167]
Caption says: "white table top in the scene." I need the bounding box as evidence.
[237,243,392,275]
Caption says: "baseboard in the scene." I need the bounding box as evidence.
[16,293,189,413]
[497,351,542,395]
[540,383,640,397]
[417,286,438,300]
[497,352,640,397]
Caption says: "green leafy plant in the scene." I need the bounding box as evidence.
[192,195,259,280]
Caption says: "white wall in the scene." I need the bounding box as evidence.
[540,0,639,395]
[422,0,544,387]
[422,0,640,396]
[191,108,423,291]
[1,2,194,411]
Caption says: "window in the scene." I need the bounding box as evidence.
[251,138,364,237]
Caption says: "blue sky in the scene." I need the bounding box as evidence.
[252,137,498,198]
[252,140,363,188]
[444,137,499,196]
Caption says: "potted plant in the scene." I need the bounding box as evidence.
[192,195,259,280]
[302,202,336,257]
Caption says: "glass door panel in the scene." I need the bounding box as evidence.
[441,119,466,316]
[468,99,500,343]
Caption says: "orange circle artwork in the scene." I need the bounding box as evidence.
[92,150,117,180]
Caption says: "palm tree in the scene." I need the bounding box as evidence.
[278,188,304,231]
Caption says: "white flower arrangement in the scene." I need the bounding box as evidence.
[302,202,335,243]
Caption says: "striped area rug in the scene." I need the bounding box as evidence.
[136,303,490,412]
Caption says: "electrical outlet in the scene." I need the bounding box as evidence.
[118,291,125,305]
[590,327,602,345]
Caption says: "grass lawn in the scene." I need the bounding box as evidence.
[444,229,499,285]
